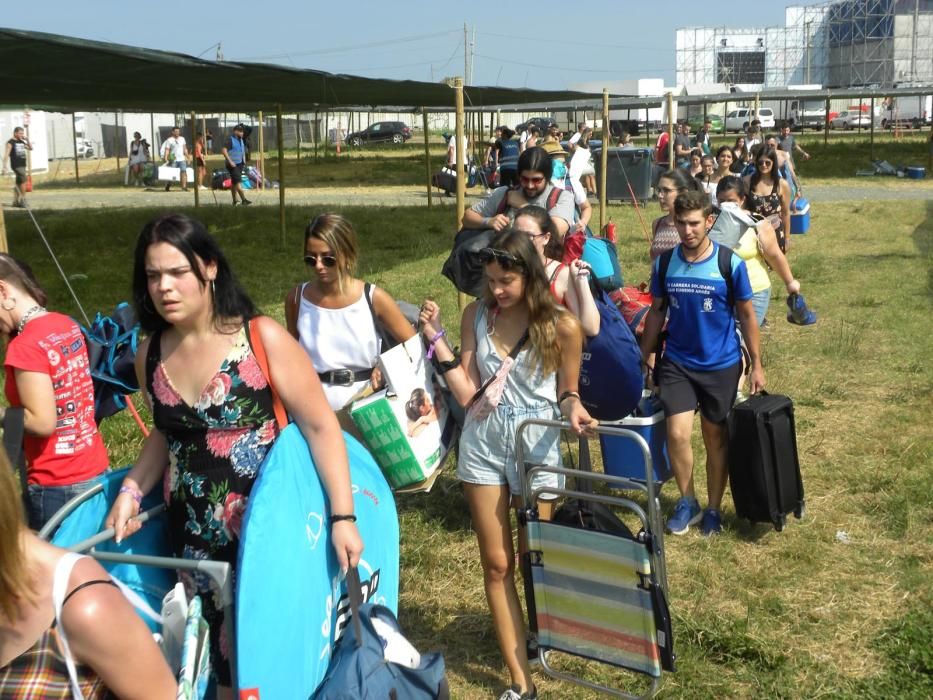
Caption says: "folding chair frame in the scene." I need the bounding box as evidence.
[516,419,672,699]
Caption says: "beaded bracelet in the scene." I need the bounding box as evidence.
[118,485,143,506]
[330,514,357,526]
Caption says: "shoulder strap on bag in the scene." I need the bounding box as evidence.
[716,244,735,308]
[246,317,289,429]
[465,328,529,410]
[546,186,562,211]
[656,248,675,308]
[363,282,396,352]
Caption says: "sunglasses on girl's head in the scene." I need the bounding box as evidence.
[514,228,548,240]
[304,253,338,268]
[478,248,524,270]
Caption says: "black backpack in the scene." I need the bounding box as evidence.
[441,187,562,297]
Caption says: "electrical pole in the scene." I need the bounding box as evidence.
[470,26,476,87]
[463,23,469,85]
[216,42,224,61]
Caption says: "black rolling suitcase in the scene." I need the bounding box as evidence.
[728,392,805,531]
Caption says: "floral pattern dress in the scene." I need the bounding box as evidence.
[146,325,279,686]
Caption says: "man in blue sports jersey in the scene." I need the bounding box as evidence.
[640,190,764,536]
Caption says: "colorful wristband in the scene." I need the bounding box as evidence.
[426,329,447,359]
[118,485,143,506]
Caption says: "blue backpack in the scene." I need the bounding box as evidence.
[578,285,643,421]
[82,302,141,423]
[312,568,449,700]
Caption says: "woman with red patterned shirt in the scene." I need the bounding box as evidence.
[0,255,109,530]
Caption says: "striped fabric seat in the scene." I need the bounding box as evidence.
[527,520,661,678]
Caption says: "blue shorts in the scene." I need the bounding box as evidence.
[457,401,563,499]
[736,287,771,327]
[172,160,187,170]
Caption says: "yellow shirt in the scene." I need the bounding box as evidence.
[734,229,771,293]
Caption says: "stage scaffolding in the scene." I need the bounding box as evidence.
[675,0,933,89]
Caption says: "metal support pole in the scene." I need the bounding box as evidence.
[454,77,467,311]
[870,97,876,161]
[823,97,830,146]
[72,113,80,184]
[422,107,432,208]
[277,105,286,247]
[599,88,609,231]
[113,111,121,172]
[257,111,265,182]
[296,113,301,171]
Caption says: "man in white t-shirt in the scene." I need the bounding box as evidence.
[568,122,587,146]
[446,133,469,167]
[162,126,190,192]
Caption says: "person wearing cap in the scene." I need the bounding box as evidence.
[541,140,592,234]
[222,124,251,206]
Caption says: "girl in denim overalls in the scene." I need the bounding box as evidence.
[419,229,596,700]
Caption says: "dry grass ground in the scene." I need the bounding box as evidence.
[2,193,930,698]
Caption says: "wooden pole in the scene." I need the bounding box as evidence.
[257,111,265,182]
[277,105,286,247]
[599,88,609,231]
[202,115,207,154]
[666,92,674,167]
[113,112,121,172]
[870,97,876,161]
[190,112,199,207]
[0,209,8,253]
[455,77,467,311]
[72,113,80,184]
[296,113,302,171]
[422,107,432,208]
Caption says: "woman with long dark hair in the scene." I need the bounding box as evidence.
[106,214,363,694]
[744,146,792,251]
[418,230,595,700]
[651,168,699,261]
[732,135,749,172]
[0,254,109,530]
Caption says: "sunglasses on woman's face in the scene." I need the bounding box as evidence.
[478,248,525,271]
[519,175,546,186]
[304,253,338,268]
[757,159,773,167]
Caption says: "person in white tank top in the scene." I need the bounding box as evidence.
[285,213,416,413]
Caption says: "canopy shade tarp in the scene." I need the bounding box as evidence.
[0,28,602,112]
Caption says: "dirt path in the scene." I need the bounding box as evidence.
[5,178,932,212]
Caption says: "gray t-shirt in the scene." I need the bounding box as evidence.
[778,134,797,162]
[674,134,692,160]
[471,185,576,229]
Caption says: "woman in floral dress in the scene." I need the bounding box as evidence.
[106,213,362,694]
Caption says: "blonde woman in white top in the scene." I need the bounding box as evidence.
[285,213,416,415]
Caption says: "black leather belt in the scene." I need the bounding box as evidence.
[317,368,373,387]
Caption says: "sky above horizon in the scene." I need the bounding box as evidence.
[9,1,824,89]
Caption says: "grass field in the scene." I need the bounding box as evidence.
[3,195,931,698]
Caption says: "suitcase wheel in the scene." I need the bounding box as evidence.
[794,502,806,519]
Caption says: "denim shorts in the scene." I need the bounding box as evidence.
[27,478,102,532]
[457,401,563,499]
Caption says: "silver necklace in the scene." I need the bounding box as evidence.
[16,305,46,334]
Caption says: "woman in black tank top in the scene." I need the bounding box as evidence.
[744,146,792,251]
